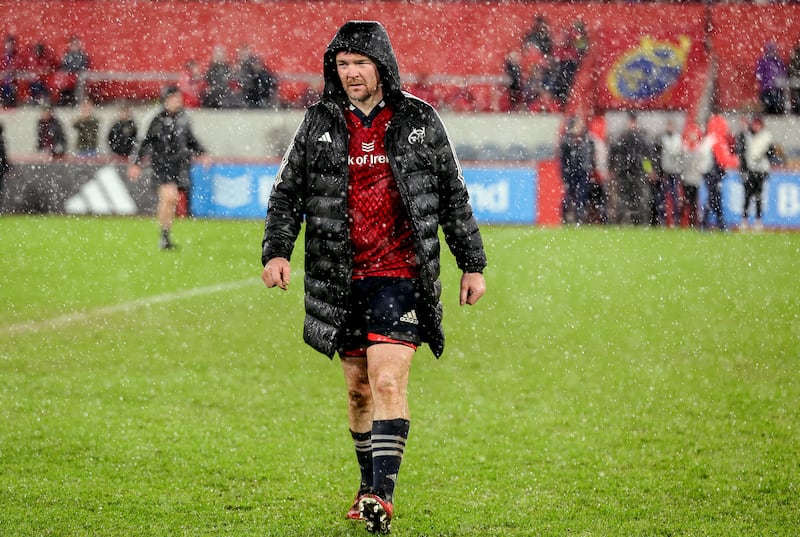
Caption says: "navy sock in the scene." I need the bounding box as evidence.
[351,430,373,495]
[371,418,410,503]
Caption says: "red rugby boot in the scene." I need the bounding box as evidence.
[358,493,393,534]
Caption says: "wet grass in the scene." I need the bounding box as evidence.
[1,216,798,536]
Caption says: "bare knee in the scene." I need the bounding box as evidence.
[348,386,372,412]
[370,375,404,403]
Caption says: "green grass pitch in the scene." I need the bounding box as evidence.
[1,215,798,536]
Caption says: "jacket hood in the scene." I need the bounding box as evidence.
[323,21,402,105]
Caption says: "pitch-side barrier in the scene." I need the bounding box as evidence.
[2,161,800,229]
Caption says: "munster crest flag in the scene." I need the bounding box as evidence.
[569,18,709,114]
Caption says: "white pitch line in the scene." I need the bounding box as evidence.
[1,277,261,336]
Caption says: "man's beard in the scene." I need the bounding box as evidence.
[347,79,379,102]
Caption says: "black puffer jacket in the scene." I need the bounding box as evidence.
[134,109,205,183]
[261,21,486,358]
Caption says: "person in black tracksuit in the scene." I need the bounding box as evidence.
[36,106,66,158]
[559,115,594,225]
[107,105,138,158]
[260,21,487,534]
[128,85,207,249]
[608,112,654,225]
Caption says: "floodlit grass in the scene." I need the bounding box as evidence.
[1,215,798,536]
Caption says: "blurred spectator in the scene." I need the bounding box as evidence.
[754,41,787,114]
[550,27,580,107]
[654,119,687,227]
[682,122,707,228]
[700,114,739,231]
[107,103,138,157]
[524,64,559,113]
[58,35,91,106]
[788,39,800,114]
[178,58,205,108]
[203,45,234,108]
[608,112,653,225]
[72,98,100,157]
[24,41,58,105]
[236,43,278,108]
[559,115,593,225]
[520,39,548,74]
[0,122,9,194]
[61,35,91,73]
[503,50,525,111]
[523,14,553,57]
[36,105,66,158]
[741,115,773,231]
[586,115,608,224]
[1,34,20,107]
[510,16,584,113]
[516,39,558,112]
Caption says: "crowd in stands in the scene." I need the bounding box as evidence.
[2,34,90,107]
[558,111,783,231]
[1,24,792,231]
[4,25,800,116]
[1,18,589,114]
[1,33,282,110]
[504,14,589,113]
[181,43,279,109]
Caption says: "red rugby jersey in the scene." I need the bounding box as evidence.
[345,103,418,279]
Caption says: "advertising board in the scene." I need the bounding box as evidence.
[190,164,537,224]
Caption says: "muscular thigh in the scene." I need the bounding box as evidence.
[157,182,179,202]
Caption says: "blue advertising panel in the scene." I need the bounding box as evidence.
[464,167,537,224]
[725,171,800,228]
[698,171,800,229]
[763,172,800,228]
[191,163,537,224]
[191,163,278,219]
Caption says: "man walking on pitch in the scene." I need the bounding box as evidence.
[128,85,208,249]
[260,21,487,534]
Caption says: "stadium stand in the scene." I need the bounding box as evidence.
[1,1,799,113]
[2,1,800,166]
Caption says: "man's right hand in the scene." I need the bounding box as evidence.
[261,257,291,290]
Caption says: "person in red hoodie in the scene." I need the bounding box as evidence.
[701,114,739,231]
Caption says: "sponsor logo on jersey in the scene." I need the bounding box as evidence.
[348,153,389,166]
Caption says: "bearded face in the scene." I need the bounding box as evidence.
[335,51,383,110]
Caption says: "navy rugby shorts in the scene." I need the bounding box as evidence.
[339,277,420,357]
